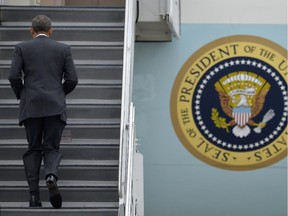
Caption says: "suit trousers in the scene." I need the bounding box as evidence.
[23,115,65,194]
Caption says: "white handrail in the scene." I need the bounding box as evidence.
[118,0,137,215]
[125,103,136,216]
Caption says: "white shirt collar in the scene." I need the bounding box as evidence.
[36,33,48,38]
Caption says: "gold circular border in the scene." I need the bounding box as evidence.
[171,35,287,170]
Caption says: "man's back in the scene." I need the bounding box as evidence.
[9,35,78,124]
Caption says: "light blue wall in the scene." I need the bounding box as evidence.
[133,24,287,216]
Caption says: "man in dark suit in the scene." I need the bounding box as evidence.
[9,15,78,209]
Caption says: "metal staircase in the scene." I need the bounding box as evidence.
[0,5,131,216]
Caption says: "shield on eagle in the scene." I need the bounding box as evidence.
[232,107,251,127]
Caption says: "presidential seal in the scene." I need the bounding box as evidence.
[171,35,287,170]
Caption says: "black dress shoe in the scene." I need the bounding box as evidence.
[46,175,62,209]
[29,194,42,208]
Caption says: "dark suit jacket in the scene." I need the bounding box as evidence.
[9,35,78,125]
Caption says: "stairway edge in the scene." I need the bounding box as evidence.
[1,22,124,27]
[0,159,119,166]
[0,5,125,10]
[0,60,124,66]
[0,138,120,145]
[0,99,121,105]
[0,180,118,187]
[0,201,118,209]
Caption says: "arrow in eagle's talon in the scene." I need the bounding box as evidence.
[253,109,275,134]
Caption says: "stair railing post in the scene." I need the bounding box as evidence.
[118,0,137,215]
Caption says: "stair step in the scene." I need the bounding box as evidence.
[0,189,118,202]
[0,105,121,119]
[0,60,123,66]
[0,181,118,202]
[0,160,118,167]
[0,6,125,23]
[69,85,122,100]
[0,97,121,119]
[1,210,118,216]
[0,145,119,160]
[0,138,120,145]
[0,201,118,208]
[0,79,122,86]
[71,65,123,80]
[0,160,119,181]
[0,118,120,125]
[0,27,124,42]
[0,100,121,120]
[0,180,118,188]
[0,180,118,189]
[0,85,122,100]
[0,125,120,140]
[0,41,124,47]
[0,166,118,181]
[0,46,123,61]
[76,79,122,85]
[1,22,124,27]
[1,203,118,216]
[0,99,121,106]
[0,65,123,80]
[75,60,123,66]
[67,105,121,118]
[0,159,118,181]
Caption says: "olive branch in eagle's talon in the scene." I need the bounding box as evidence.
[211,108,230,133]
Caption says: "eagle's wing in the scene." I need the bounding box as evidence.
[215,88,232,118]
[251,89,269,118]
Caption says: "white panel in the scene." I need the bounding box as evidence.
[133,152,144,216]
[167,0,181,38]
[138,0,162,22]
[181,0,287,24]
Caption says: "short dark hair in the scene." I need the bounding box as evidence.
[32,15,51,33]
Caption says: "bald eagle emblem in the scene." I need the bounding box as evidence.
[211,72,275,138]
